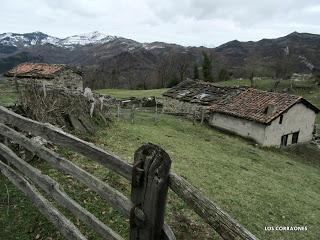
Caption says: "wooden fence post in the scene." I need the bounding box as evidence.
[154,98,158,123]
[193,110,196,125]
[131,105,135,124]
[200,108,205,125]
[130,143,172,240]
[117,103,121,120]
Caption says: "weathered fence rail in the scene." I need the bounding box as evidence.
[0,105,257,240]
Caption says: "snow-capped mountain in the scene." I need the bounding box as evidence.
[59,31,117,46]
[0,32,60,47]
[0,31,118,48]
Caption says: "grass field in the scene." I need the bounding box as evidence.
[1,79,320,239]
[95,88,168,99]
[1,112,320,239]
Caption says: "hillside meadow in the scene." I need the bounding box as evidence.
[0,78,319,239]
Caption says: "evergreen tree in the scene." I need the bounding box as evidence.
[249,71,255,87]
[202,52,213,81]
[193,64,199,80]
[218,69,230,81]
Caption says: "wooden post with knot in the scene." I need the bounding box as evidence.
[130,143,172,240]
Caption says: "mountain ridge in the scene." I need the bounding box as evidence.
[0,31,319,89]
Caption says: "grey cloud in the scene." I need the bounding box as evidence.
[0,0,319,46]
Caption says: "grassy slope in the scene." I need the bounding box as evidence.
[1,113,319,239]
[1,80,320,239]
[95,88,168,99]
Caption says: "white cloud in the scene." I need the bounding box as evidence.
[0,0,319,46]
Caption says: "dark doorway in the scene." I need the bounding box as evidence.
[281,134,288,146]
[292,131,299,144]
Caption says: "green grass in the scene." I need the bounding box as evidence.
[217,78,311,91]
[1,79,319,239]
[95,88,168,99]
[1,113,320,240]
[0,82,17,106]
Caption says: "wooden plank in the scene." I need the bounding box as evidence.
[169,173,258,240]
[0,143,123,240]
[0,123,133,218]
[0,160,87,240]
[0,105,132,179]
[130,143,171,240]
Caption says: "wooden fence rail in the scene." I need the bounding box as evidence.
[0,105,257,240]
[0,142,123,240]
[0,160,87,240]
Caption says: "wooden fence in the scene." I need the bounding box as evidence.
[0,105,258,240]
[113,103,206,126]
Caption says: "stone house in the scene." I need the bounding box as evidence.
[163,80,319,147]
[5,63,83,91]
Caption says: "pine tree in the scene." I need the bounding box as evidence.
[218,69,229,81]
[202,52,213,81]
[193,64,199,80]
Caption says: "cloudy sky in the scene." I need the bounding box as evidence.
[1,0,320,46]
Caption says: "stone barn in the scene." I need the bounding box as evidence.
[163,80,319,147]
[5,63,83,91]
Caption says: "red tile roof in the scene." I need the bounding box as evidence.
[5,63,66,78]
[209,88,319,124]
[164,80,319,124]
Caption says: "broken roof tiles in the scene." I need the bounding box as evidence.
[163,79,319,124]
[5,63,67,79]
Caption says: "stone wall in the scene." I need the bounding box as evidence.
[162,97,209,119]
[7,69,83,91]
[264,103,316,146]
[53,70,83,91]
[165,97,317,147]
[209,113,267,144]
[209,103,317,146]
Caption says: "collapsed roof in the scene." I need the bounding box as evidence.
[5,63,80,79]
[163,80,319,124]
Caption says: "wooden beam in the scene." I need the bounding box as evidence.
[0,143,123,240]
[0,123,132,218]
[0,105,132,179]
[0,160,87,240]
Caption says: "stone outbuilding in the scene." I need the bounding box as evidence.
[5,63,83,91]
[163,80,319,147]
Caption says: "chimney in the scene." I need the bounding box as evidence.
[266,104,276,116]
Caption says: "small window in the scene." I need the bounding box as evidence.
[279,115,283,124]
[292,131,299,144]
[281,134,288,147]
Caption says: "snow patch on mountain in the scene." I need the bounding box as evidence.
[59,31,117,46]
[143,43,165,50]
[0,31,118,48]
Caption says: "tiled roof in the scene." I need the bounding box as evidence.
[5,63,67,79]
[163,79,247,105]
[164,80,319,124]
